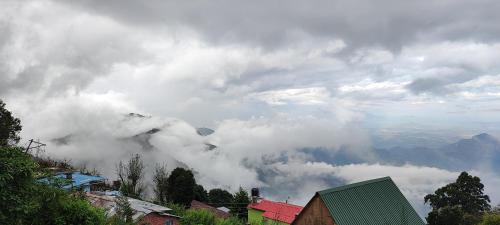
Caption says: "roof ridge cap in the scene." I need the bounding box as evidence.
[259,199,303,208]
[318,176,392,195]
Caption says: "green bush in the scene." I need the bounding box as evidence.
[180,209,248,225]
[166,202,187,217]
[479,213,500,225]
[181,209,217,225]
[58,197,106,225]
[0,146,107,225]
[216,217,246,225]
[0,146,38,224]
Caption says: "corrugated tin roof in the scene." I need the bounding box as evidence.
[190,200,231,219]
[318,177,425,225]
[248,199,303,224]
[38,172,105,190]
[217,207,230,213]
[86,192,180,221]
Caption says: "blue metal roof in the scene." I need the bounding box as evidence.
[38,172,105,190]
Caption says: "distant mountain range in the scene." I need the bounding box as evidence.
[306,133,500,174]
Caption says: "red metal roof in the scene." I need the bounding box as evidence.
[248,199,303,224]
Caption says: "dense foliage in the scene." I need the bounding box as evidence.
[0,100,22,146]
[0,146,38,223]
[478,213,500,225]
[166,167,196,206]
[180,209,246,225]
[0,146,106,225]
[425,172,491,225]
[29,184,106,225]
[231,187,250,219]
[208,188,234,208]
[194,183,209,202]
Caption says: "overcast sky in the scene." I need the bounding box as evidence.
[1,0,500,216]
[2,0,500,132]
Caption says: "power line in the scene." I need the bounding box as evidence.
[25,139,46,157]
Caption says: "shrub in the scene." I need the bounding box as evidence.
[181,209,217,225]
[479,213,500,225]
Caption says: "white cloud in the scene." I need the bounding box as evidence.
[250,87,331,105]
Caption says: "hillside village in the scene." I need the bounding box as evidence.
[12,148,429,225]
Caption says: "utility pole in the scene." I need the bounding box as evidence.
[25,139,46,156]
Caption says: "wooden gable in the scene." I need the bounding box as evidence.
[292,194,336,225]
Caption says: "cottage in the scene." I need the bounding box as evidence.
[248,199,303,225]
[190,200,231,219]
[292,177,425,225]
[37,171,105,192]
[86,192,181,225]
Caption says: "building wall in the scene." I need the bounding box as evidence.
[138,213,180,225]
[292,195,336,225]
[248,208,289,225]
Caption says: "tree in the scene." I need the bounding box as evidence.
[425,172,491,225]
[231,187,250,220]
[117,154,145,199]
[0,99,22,146]
[208,188,234,208]
[426,206,465,225]
[166,167,196,206]
[194,184,209,202]
[153,164,169,205]
[109,195,134,225]
[0,146,38,223]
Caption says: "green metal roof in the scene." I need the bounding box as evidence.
[318,177,425,225]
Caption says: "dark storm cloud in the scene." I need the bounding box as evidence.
[406,78,449,94]
[406,69,480,95]
[0,22,11,49]
[0,65,46,95]
[60,0,500,50]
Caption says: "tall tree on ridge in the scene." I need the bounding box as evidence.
[193,184,209,202]
[153,164,170,205]
[0,99,22,147]
[425,171,490,225]
[231,187,250,220]
[166,167,196,206]
[208,188,234,208]
[117,154,145,199]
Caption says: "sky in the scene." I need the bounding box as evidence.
[1,0,500,217]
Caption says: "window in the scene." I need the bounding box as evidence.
[165,219,173,225]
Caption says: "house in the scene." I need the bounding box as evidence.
[138,212,181,225]
[190,200,231,219]
[37,171,105,192]
[292,177,425,225]
[86,192,181,225]
[248,199,303,225]
[217,206,230,213]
